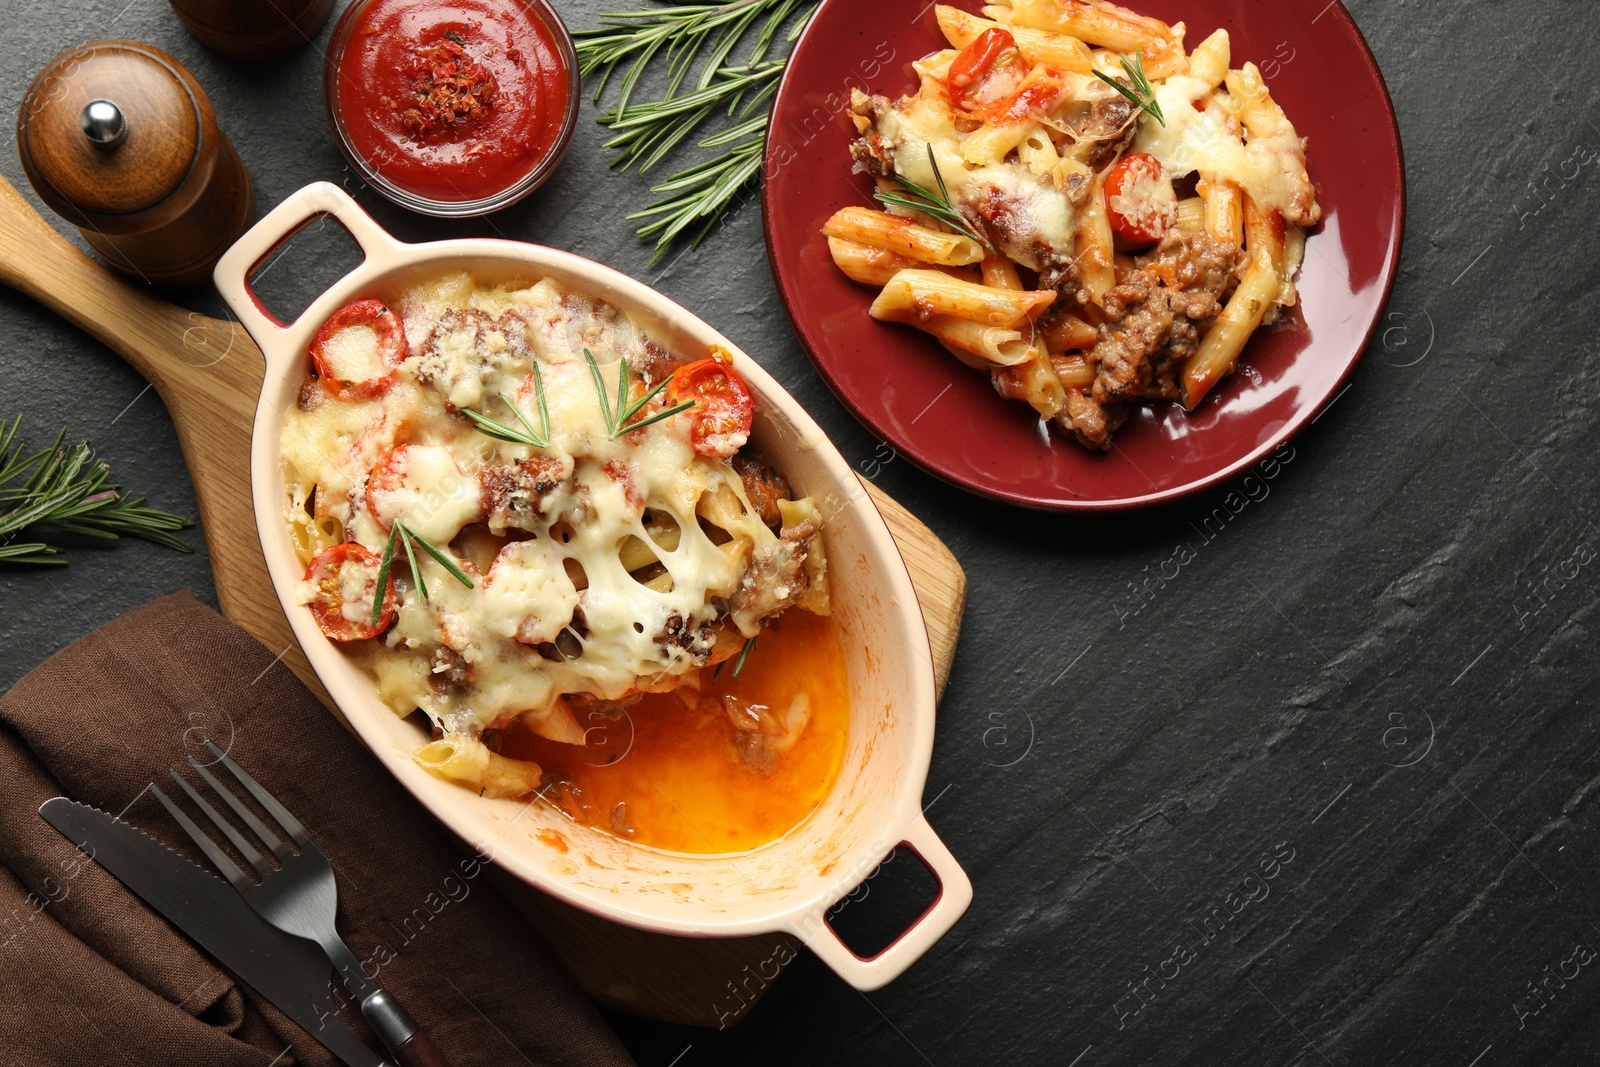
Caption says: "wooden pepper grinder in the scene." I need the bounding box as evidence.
[16,41,254,289]
[167,0,336,61]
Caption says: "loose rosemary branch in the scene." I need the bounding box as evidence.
[0,417,191,566]
[575,0,817,260]
[874,143,988,247]
[1093,50,1165,126]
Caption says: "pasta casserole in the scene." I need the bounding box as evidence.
[281,271,833,822]
[824,0,1321,450]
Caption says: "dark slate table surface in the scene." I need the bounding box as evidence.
[3,2,1597,1064]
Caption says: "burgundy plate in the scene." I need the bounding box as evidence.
[762,0,1404,510]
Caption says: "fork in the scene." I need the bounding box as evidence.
[154,740,450,1067]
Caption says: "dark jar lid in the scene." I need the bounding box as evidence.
[17,41,219,233]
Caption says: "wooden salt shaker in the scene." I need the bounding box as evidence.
[167,0,336,61]
[16,41,254,289]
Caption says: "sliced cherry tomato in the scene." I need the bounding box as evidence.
[309,299,407,400]
[304,543,396,641]
[947,28,1027,110]
[668,359,754,458]
[365,444,480,534]
[1103,153,1179,246]
[365,445,417,531]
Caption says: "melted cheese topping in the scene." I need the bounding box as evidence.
[860,41,1319,265]
[1133,76,1303,218]
[1108,164,1178,237]
[318,324,384,383]
[282,273,827,795]
[873,88,1078,268]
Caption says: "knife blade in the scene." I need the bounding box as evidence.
[39,797,386,1067]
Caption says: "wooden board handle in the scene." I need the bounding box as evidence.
[0,171,267,407]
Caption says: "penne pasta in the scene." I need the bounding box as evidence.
[1049,352,1096,390]
[1075,170,1117,304]
[1043,314,1099,352]
[1018,123,1063,179]
[1186,27,1230,89]
[913,48,958,83]
[1243,194,1287,313]
[871,269,1055,329]
[981,252,1024,291]
[1181,251,1280,410]
[828,237,979,287]
[416,737,544,799]
[1198,176,1244,248]
[993,352,1068,419]
[823,206,985,266]
[1133,41,1188,81]
[1049,155,1094,195]
[992,0,1171,55]
[889,312,1038,368]
[1175,196,1205,232]
[962,66,1073,165]
[936,5,1095,73]
[1225,64,1321,226]
[964,114,1044,166]
[1280,224,1305,309]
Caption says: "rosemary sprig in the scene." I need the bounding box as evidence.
[373,519,474,625]
[583,349,695,440]
[712,635,758,681]
[874,143,987,247]
[0,417,190,566]
[1093,49,1165,126]
[464,368,551,448]
[574,0,817,259]
[732,634,757,676]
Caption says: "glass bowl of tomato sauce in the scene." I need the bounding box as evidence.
[323,0,579,216]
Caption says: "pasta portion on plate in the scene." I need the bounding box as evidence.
[281,272,830,803]
[824,0,1321,450]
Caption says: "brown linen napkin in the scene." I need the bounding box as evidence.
[0,590,636,1067]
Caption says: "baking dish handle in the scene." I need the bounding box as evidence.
[213,181,402,350]
[786,816,972,991]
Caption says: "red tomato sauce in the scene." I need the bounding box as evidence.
[500,610,853,855]
[332,0,571,203]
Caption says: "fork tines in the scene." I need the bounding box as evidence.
[153,740,314,892]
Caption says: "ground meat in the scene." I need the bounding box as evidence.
[727,539,807,635]
[428,646,474,695]
[296,377,328,411]
[1068,88,1137,169]
[654,612,717,666]
[417,308,531,408]
[1089,232,1241,405]
[601,459,645,515]
[479,456,568,533]
[731,453,792,533]
[1056,389,1128,452]
[848,93,896,179]
[634,338,684,388]
[967,181,1059,272]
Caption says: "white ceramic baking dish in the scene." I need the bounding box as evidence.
[213,182,970,990]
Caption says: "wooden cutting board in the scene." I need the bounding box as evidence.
[0,173,966,1027]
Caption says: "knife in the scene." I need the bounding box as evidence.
[40,797,388,1067]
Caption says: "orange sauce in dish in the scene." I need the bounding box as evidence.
[501,610,850,854]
